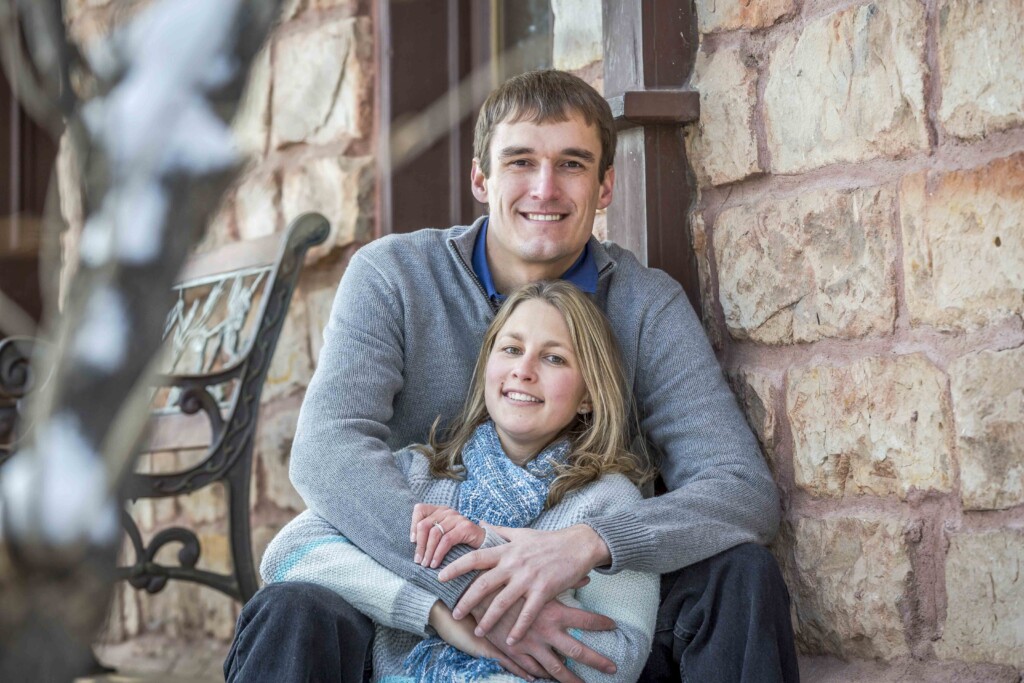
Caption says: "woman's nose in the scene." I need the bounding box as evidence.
[511,357,537,380]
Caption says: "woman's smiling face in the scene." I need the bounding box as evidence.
[484,298,590,465]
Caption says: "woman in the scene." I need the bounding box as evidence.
[261,281,659,682]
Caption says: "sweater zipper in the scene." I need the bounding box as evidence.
[448,239,499,313]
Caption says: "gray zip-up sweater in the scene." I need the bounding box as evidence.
[290,217,780,607]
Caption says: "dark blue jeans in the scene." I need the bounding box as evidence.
[225,543,797,682]
[639,543,799,683]
[224,582,374,683]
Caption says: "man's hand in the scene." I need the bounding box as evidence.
[427,601,535,681]
[439,524,611,642]
[473,596,618,683]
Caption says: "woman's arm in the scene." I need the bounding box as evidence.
[261,509,438,635]
[560,569,659,683]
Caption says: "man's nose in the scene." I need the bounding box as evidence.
[530,164,559,200]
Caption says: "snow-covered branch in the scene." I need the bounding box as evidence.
[0,0,282,678]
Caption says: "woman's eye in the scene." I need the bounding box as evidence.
[502,346,522,355]
[545,355,566,365]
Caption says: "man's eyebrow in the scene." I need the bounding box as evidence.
[562,147,596,162]
[497,146,597,162]
[498,146,534,158]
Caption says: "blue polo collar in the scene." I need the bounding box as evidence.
[470,218,598,304]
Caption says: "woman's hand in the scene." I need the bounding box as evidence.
[428,602,535,681]
[410,503,485,568]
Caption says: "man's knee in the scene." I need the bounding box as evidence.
[710,543,788,601]
[243,581,366,628]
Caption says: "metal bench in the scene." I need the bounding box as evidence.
[0,212,329,604]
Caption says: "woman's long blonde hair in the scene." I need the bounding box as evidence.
[422,281,650,507]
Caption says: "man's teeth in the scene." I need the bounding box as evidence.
[506,391,542,403]
[525,213,563,222]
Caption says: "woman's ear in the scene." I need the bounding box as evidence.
[577,397,593,415]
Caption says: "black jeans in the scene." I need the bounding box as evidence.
[639,543,799,683]
[225,543,797,683]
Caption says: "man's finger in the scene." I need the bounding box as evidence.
[549,631,616,675]
[533,649,583,683]
[452,569,508,619]
[439,546,501,582]
[560,604,616,632]
[475,583,527,636]
[508,652,546,680]
[506,591,546,643]
[481,645,534,681]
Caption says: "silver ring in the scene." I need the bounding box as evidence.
[432,521,445,535]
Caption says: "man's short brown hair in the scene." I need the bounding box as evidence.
[473,69,617,182]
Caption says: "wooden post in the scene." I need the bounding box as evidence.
[602,0,702,313]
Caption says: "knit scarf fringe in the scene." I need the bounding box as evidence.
[402,421,570,683]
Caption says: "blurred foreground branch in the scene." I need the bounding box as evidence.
[0,0,282,680]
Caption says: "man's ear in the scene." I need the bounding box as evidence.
[597,165,614,210]
[470,158,488,204]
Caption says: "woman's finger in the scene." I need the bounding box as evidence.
[422,520,445,567]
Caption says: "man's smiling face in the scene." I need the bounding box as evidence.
[471,112,614,291]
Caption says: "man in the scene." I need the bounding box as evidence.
[226,70,798,683]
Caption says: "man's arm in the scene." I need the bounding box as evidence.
[587,284,780,575]
[288,248,473,607]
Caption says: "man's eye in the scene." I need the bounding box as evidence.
[509,159,530,167]
[564,161,583,169]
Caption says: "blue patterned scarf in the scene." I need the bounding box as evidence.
[403,420,571,682]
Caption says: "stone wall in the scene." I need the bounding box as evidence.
[684,0,1023,675]
[60,0,375,645]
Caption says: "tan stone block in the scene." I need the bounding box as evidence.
[235,170,280,241]
[786,515,911,659]
[691,213,724,350]
[138,581,203,638]
[936,530,1024,668]
[715,186,897,344]
[196,532,231,574]
[938,0,1024,139]
[696,0,795,33]
[282,0,305,21]
[687,49,760,186]
[121,580,141,637]
[949,347,1024,510]
[263,290,314,401]
[251,524,283,580]
[900,155,1024,331]
[729,368,777,468]
[787,354,953,499]
[281,156,374,262]
[305,281,339,364]
[232,46,271,159]
[256,402,307,513]
[764,0,928,173]
[179,481,227,526]
[193,194,238,256]
[271,17,373,147]
[552,0,602,71]
[197,585,239,641]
